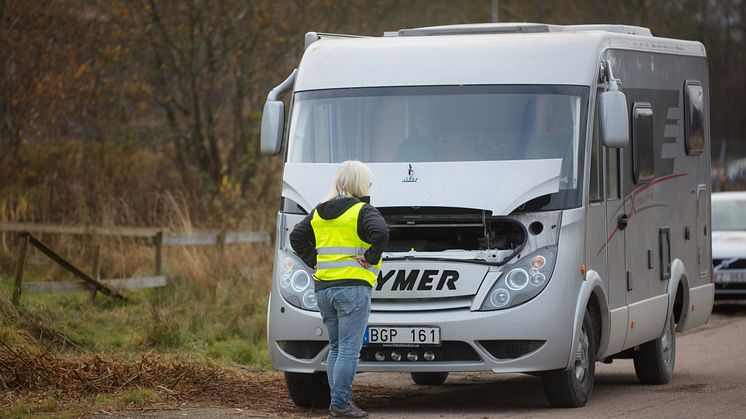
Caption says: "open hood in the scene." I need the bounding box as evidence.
[282,159,561,215]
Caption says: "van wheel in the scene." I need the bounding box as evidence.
[542,309,596,407]
[410,372,449,385]
[284,371,330,408]
[633,314,676,384]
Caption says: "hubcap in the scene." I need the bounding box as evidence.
[574,325,589,383]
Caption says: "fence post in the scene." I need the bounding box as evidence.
[153,231,163,276]
[90,244,100,300]
[217,229,227,255]
[12,233,30,306]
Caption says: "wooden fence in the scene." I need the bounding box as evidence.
[1,222,271,305]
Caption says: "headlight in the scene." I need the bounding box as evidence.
[490,288,511,308]
[276,250,318,311]
[291,270,311,292]
[481,246,557,311]
[505,268,529,291]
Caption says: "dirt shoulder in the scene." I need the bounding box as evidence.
[3,357,417,418]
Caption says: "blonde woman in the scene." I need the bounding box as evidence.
[290,160,388,419]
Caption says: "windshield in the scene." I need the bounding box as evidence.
[287,85,588,209]
[712,199,746,231]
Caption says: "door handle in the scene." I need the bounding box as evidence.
[618,213,629,230]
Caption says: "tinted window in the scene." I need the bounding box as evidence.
[684,81,704,155]
[632,103,654,183]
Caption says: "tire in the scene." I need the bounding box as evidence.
[633,314,676,384]
[284,371,330,408]
[410,371,449,385]
[542,309,596,408]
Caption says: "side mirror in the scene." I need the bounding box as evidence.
[261,101,284,155]
[259,69,298,156]
[598,89,629,148]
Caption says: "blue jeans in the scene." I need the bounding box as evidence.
[315,285,371,408]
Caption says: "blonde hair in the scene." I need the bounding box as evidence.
[323,160,372,202]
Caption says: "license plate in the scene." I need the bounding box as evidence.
[364,326,440,346]
[716,270,746,283]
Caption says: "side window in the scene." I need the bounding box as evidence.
[684,80,704,155]
[589,109,602,203]
[632,103,654,183]
[606,147,620,200]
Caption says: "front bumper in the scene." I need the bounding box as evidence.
[714,284,746,298]
[268,276,577,374]
[714,268,746,298]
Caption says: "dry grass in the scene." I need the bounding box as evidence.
[0,344,221,396]
[0,237,274,354]
[0,232,278,415]
[0,140,283,230]
[0,140,309,416]
[0,294,84,352]
[0,156,277,357]
[0,203,276,368]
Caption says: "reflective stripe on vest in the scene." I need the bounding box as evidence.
[316,246,368,256]
[316,260,381,276]
[311,201,382,286]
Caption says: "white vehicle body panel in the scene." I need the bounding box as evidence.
[295,31,704,92]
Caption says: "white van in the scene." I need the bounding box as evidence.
[262,23,714,407]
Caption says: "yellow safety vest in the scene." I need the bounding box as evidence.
[311,202,381,287]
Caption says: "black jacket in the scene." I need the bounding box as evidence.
[289,196,389,290]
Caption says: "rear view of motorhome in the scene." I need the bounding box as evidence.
[261,23,714,408]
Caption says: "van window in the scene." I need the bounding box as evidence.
[632,103,654,183]
[684,81,704,156]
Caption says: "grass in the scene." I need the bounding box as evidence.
[6,389,160,418]
[0,240,275,417]
[4,294,270,369]
[116,387,160,409]
[0,239,274,367]
[0,160,279,416]
[8,397,60,418]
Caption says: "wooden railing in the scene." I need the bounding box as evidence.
[1,222,271,305]
[12,233,130,305]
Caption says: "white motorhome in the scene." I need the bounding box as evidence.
[262,23,714,407]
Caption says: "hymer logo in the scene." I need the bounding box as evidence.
[402,164,418,183]
[376,269,459,291]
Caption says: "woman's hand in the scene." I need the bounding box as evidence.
[353,255,371,269]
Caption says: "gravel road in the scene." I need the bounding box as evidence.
[110,302,746,418]
[353,302,746,418]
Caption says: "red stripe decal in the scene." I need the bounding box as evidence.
[595,173,689,256]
